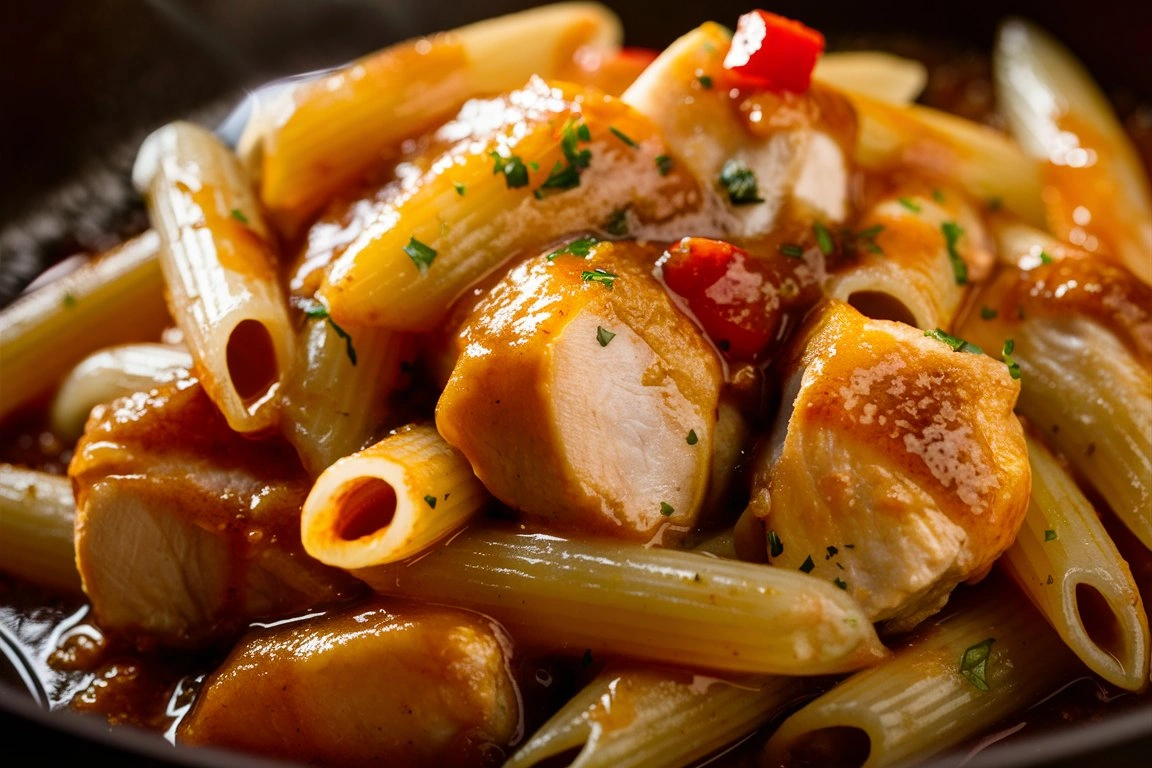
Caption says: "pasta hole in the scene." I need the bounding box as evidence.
[335,478,398,541]
[847,291,917,327]
[1075,583,1125,663]
[781,726,871,768]
[226,319,278,408]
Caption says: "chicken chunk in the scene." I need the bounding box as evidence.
[743,300,1030,631]
[70,378,356,647]
[178,600,520,768]
[436,241,722,540]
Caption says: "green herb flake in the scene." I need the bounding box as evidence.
[490,151,530,188]
[304,300,358,366]
[581,268,617,289]
[230,208,249,224]
[851,224,885,256]
[844,543,855,549]
[424,495,437,509]
[960,638,996,691]
[655,154,673,176]
[62,292,77,309]
[1039,250,1054,265]
[898,197,922,213]
[686,429,699,446]
[833,577,849,590]
[1046,574,1055,585]
[942,221,968,285]
[779,243,805,259]
[547,236,600,260]
[403,236,438,273]
[932,188,946,203]
[660,501,675,516]
[799,555,815,574]
[1002,338,1022,380]
[609,126,638,148]
[813,222,835,256]
[825,545,839,559]
[453,182,466,196]
[596,326,616,347]
[697,73,713,89]
[534,119,593,199]
[925,328,983,355]
[719,159,764,205]
[603,208,629,236]
[980,306,999,320]
[1044,529,1058,542]
[768,530,784,558]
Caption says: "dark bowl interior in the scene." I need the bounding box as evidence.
[1,0,1150,765]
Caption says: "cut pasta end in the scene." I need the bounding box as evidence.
[1066,579,1151,691]
[760,725,873,768]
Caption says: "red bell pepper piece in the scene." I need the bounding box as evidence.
[723,10,825,93]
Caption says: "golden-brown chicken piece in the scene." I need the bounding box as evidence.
[437,240,722,540]
[743,300,1030,631]
[70,379,356,647]
[178,600,520,767]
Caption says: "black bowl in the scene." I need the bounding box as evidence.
[1,1,1150,765]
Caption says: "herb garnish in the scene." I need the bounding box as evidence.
[453,182,466,196]
[799,556,815,574]
[660,501,675,516]
[1044,529,1058,542]
[925,328,983,355]
[62,292,77,309]
[403,236,437,273]
[304,301,358,366]
[942,222,968,285]
[581,268,617,289]
[980,306,998,320]
[1002,339,1022,380]
[833,577,848,590]
[609,126,638,148]
[898,197,922,213]
[697,73,714,89]
[813,222,835,256]
[230,208,249,224]
[719,159,763,205]
[1039,250,1054,265]
[655,154,673,176]
[547,236,600,260]
[960,638,996,691]
[490,151,530,188]
[779,243,805,259]
[534,119,593,199]
[424,495,437,509]
[849,224,885,256]
[825,545,839,559]
[932,188,946,203]
[604,208,629,236]
[596,326,616,347]
[768,530,784,558]
[686,429,699,445]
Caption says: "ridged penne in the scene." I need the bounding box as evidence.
[49,343,193,440]
[300,424,487,568]
[0,465,81,594]
[1004,432,1150,690]
[994,18,1152,284]
[505,666,806,768]
[0,232,169,422]
[355,527,888,675]
[815,52,928,104]
[279,317,408,476]
[759,578,1079,768]
[134,121,295,434]
[239,2,623,232]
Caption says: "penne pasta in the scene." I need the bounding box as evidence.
[760,578,1081,768]
[0,465,81,594]
[49,343,193,440]
[300,423,488,569]
[0,232,169,422]
[133,121,295,434]
[1004,432,1150,690]
[239,2,623,233]
[355,526,888,676]
[505,666,807,768]
[815,52,928,105]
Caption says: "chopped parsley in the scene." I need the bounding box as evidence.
[1002,339,1022,380]
[768,530,784,558]
[960,638,996,691]
[424,495,437,509]
[719,159,763,205]
[942,222,968,285]
[609,126,638,148]
[833,577,848,590]
[453,182,466,196]
[1044,529,1058,542]
[898,196,922,213]
[779,243,805,259]
[932,188,946,203]
[534,119,592,199]
[490,151,530,188]
[603,208,629,236]
[655,154,673,176]
[850,224,885,256]
[1039,250,1054,265]
[660,501,675,516]
[230,208,249,224]
[813,222,835,256]
[61,292,77,309]
[980,305,999,320]
[697,73,714,89]
[596,326,616,347]
[403,236,437,273]
[925,328,983,355]
[581,268,617,289]
[687,429,699,445]
[547,236,600,260]
[799,555,815,574]
[825,545,839,559]
[304,301,358,366]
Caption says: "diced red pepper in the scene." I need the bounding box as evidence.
[660,238,780,360]
[723,10,825,93]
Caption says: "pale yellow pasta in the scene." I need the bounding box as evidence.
[1004,432,1150,690]
[134,121,295,434]
[0,232,169,422]
[505,666,804,768]
[760,581,1079,768]
[815,52,927,104]
[0,465,81,594]
[355,527,887,675]
[238,2,623,232]
[300,423,487,568]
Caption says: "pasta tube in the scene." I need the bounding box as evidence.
[759,578,1079,768]
[49,344,193,440]
[134,121,295,434]
[300,424,488,569]
[239,2,623,232]
[0,232,169,422]
[356,527,888,675]
[505,666,806,768]
[0,465,81,594]
[815,52,927,105]
[994,18,1152,284]
[1004,433,1150,690]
